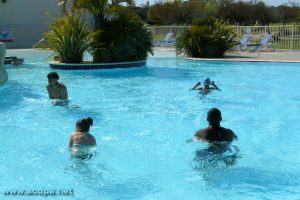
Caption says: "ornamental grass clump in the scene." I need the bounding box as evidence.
[35,13,91,63]
[176,18,238,58]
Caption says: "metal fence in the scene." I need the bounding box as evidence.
[147,26,187,47]
[148,25,300,51]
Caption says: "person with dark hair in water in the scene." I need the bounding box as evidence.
[47,72,68,100]
[193,108,239,166]
[194,108,237,143]
[69,117,96,159]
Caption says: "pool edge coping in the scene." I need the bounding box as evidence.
[49,60,147,70]
[184,57,300,63]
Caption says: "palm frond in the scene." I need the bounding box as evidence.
[34,13,92,63]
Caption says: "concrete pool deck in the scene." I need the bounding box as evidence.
[193,51,300,63]
[6,48,300,63]
[209,51,300,63]
[153,48,300,63]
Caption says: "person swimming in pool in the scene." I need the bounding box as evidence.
[191,77,220,94]
[193,108,239,166]
[47,72,68,100]
[11,57,23,66]
[194,108,237,144]
[69,117,96,159]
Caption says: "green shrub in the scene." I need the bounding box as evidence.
[35,13,91,63]
[176,18,238,58]
[91,11,153,63]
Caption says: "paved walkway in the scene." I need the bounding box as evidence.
[223,51,300,62]
[153,48,300,62]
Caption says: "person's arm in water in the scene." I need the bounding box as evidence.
[191,82,203,90]
[47,85,54,99]
[186,134,203,143]
[89,134,97,146]
[229,129,238,141]
[60,84,68,100]
[194,129,208,141]
[68,134,74,149]
[210,81,220,90]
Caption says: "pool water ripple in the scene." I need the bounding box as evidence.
[1,49,300,199]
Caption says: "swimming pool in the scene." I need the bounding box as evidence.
[1,49,300,200]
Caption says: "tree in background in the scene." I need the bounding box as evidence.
[129,3,150,22]
[143,0,300,25]
[147,0,221,25]
[271,3,300,23]
[147,0,194,25]
[218,1,271,25]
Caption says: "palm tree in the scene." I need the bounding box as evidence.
[57,0,135,29]
[55,0,152,63]
[57,0,78,15]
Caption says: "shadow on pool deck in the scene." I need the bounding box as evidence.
[186,51,300,63]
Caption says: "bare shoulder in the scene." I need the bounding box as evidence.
[225,128,237,139]
[195,128,203,135]
[69,133,74,138]
[88,134,96,145]
[195,128,207,137]
[59,83,67,89]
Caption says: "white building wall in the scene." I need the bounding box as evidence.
[0,0,59,48]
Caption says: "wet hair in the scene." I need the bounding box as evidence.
[203,77,211,85]
[47,72,59,80]
[207,108,222,126]
[76,117,93,132]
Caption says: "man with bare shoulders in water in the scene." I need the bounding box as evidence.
[47,72,68,100]
[193,108,239,166]
[194,108,237,144]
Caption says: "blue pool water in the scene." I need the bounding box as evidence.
[1,49,300,200]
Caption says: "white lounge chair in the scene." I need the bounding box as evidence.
[237,34,252,50]
[244,34,273,52]
[159,32,176,43]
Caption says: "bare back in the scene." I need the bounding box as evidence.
[195,126,237,143]
[69,132,96,147]
[47,83,68,100]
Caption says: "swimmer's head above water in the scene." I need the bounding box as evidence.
[191,77,220,91]
[203,77,211,86]
[76,117,93,133]
[47,72,59,84]
[207,108,222,127]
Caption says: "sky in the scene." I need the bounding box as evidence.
[135,0,294,7]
